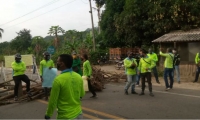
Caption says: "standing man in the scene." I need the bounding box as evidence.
[160,48,174,91]
[81,54,97,98]
[40,51,55,100]
[193,52,200,83]
[138,49,155,97]
[172,48,181,84]
[124,51,138,95]
[12,53,32,101]
[72,51,82,76]
[147,48,160,84]
[45,54,85,119]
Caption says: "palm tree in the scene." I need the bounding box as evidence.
[0,28,4,39]
[48,26,65,48]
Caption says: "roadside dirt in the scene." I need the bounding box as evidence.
[96,65,200,90]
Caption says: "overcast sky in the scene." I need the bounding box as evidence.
[0,0,101,42]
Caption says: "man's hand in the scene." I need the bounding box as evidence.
[44,115,50,120]
[49,67,53,69]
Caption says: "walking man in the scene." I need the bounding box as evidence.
[172,48,181,84]
[81,54,97,98]
[45,54,85,119]
[12,53,32,101]
[193,52,200,83]
[40,51,54,100]
[160,48,174,91]
[147,48,160,84]
[124,51,138,95]
[138,49,155,96]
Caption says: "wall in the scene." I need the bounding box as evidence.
[188,42,200,62]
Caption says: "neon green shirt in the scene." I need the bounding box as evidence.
[138,56,155,73]
[124,57,137,75]
[11,61,26,76]
[40,59,55,76]
[160,51,174,68]
[82,60,92,77]
[46,71,85,119]
[147,53,158,62]
[195,53,200,64]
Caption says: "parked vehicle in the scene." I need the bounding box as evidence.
[97,53,110,66]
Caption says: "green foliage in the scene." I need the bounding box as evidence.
[89,49,108,64]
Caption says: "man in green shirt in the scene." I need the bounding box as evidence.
[40,51,55,100]
[147,48,160,84]
[138,49,155,97]
[160,48,174,91]
[193,52,200,83]
[124,51,138,95]
[45,54,85,119]
[81,54,97,98]
[12,53,32,101]
[72,51,82,76]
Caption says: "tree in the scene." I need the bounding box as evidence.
[0,28,4,39]
[48,26,65,48]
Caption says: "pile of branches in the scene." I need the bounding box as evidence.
[91,66,126,91]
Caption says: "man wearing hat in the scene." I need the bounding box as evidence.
[72,51,82,76]
[40,51,55,100]
[12,53,32,101]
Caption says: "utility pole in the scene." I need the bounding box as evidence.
[89,0,96,51]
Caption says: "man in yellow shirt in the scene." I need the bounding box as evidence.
[193,52,200,83]
[45,54,85,119]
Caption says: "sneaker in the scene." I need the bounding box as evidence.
[149,92,154,97]
[27,91,32,97]
[14,96,18,101]
[90,95,97,98]
[165,88,171,91]
[139,92,145,96]
[125,91,128,95]
[131,91,138,94]
[156,81,160,84]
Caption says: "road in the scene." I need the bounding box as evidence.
[0,83,200,119]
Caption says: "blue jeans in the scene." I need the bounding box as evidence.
[136,68,140,85]
[152,66,159,82]
[172,65,180,82]
[194,67,200,82]
[164,68,174,88]
[124,75,137,92]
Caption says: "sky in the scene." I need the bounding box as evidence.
[0,0,102,42]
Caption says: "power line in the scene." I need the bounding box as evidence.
[4,0,77,30]
[0,0,61,27]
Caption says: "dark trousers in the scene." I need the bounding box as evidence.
[152,66,159,82]
[164,68,174,88]
[140,72,152,92]
[44,87,51,97]
[13,75,30,97]
[88,80,96,96]
[194,67,200,82]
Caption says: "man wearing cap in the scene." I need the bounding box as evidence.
[193,52,200,83]
[138,49,155,97]
[72,51,82,76]
[12,53,32,101]
[160,48,174,91]
[124,51,138,95]
[147,48,160,84]
[40,51,55,100]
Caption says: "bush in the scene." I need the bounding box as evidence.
[89,49,108,65]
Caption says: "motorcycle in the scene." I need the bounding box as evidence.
[97,53,110,66]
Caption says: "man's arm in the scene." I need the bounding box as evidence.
[39,62,43,76]
[87,61,92,76]
[159,51,168,57]
[21,62,26,72]
[124,59,132,68]
[45,80,60,118]
[11,63,22,71]
[195,53,199,64]
[154,53,158,62]
[137,59,141,73]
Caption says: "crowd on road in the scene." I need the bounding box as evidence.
[123,47,200,97]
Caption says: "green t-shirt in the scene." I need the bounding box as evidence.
[40,59,55,76]
[147,52,158,63]
[160,51,174,68]
[46,70,85,119]
[82,60,92,77]
[11,61,26,76]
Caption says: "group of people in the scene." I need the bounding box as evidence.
[123,47,182,96]
[11,51,98,119]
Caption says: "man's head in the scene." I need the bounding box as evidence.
[81,54,88,61]
[127,51,133,58]
[148,48,153,54]
[57,54,73,71]
[72,51,77,59]
[167,48,172,53]
[43,51,50,60]
[139,48,148,57]
[15,53,21,63]
[172,48,177,54]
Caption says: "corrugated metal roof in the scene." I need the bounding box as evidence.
[152,29,200,43]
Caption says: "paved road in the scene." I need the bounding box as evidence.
[0,83,200,119]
